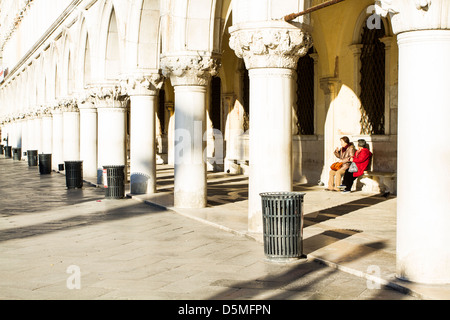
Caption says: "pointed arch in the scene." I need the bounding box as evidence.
[47,42,61,102]
[95,0,126,81]
[60,28,76,97]
[161,0,225,55]
[125,0,161,72]
[32,58,44,108]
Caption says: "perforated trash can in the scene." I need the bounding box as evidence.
[12,148,21,160]
[27,150,38,166]
[65,161,83,189]
[38,154,52,174]
[0,145,3,155]
[260,192,305,262]
[4,146,12,158]
[103,165,125,199]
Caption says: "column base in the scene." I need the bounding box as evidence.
[174,191,207,209]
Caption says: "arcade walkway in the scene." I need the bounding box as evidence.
[0,158,444,300]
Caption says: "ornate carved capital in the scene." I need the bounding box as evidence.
[160,54,220,86]
[87,81,128,108]
[73,91,96,110]
[58,98,79,113]
[229,21,312,70]
[319,77,340,96]
[121,72,164,96]
[375,0,449,34]
[41,107,53,117]
[26,108,42,120]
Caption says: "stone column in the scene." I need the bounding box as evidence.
[223,93,242,173]
[122,73,163,194]
[26,115,34,152]
[41,109,53,154]
[10,119,17,148]
[21,116,29,159]
[376,0,450,284]
[166,102,175,165]
[61,99,80,161]
[161,55,220,208]
[229,20,313,233]
[34,111,43,154]
[90,82,128,184]
[51,106,64,171]
[3,119,12,147]
[77,93,98,178]
[319,77,340,185]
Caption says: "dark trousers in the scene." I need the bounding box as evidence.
[342,170,357,191]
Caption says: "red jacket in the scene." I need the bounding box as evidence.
[352,148,372,177]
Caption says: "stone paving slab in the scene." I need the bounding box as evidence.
[131,165,450,300]
[0,158,428,300]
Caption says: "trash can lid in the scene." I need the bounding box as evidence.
[103,165,125,168]
[259,192,306,198]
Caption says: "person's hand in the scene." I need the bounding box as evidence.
[335,147,339,153]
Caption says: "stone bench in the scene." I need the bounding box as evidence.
[356,171,397,195]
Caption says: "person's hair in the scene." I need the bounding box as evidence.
[357,139,366,148]
[340,136,350,144]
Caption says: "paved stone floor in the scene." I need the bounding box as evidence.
[0,158,419,300]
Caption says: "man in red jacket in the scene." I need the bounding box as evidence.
[341,139,372,193]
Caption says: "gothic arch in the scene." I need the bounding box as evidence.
[61,29,76,97]
[160,0,225,54]
[34,57,43,108]
[47,42,61,102]
[351,5,394,136]
[352,4,392,44]
[74,15,92,92]
[95,0,126,81]
[125,0,161,72]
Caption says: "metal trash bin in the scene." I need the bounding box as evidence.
[65,161,83,189]
[38,154,52,174]
[103,165,125,199]
[4,146,12,158]
[260,192,305,263]
[27,150,38,166]
[0,145,3,155]
[12,148,21,160]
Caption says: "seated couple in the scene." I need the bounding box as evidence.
[326,136,372,193]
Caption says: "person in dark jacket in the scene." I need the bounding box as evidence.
[341,139,372,193]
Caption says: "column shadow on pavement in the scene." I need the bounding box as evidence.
[205,237,407,300]
[0,198,165,243]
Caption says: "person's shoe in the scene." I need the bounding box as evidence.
[341,190,351,194]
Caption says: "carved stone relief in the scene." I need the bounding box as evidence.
[87,82,128,109]
[160,55,221,86]
[229,24,313,70]
[121,73,164,96]
[375,0,449,34]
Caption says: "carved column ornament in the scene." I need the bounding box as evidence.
[41,107,53,117]
[375,0,450,34]
[229,21,313,70]
[160,55,221,86]
[74,91,95,110]
[49,102,63,115]
[121,73,164,96]
[58,98,79,113]
[87,82,128,109]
